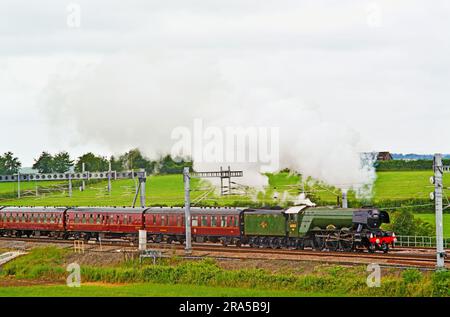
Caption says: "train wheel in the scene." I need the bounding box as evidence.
[259,237,268,248]
[269,238,278,249]
[340,241,353,252]
[325,233,339,251]
[221,239,228,247]
[313,236,325,251]
[381,243,389,253]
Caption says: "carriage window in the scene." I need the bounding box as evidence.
[50,214,55,224]
[34,214,38,223]
[116,215,120,224]
[123,215,128,225]
[177,215,182,226]
[221,216,227,227]
[211,216,217,226]
[152,215,156,225]
[96,215,102,224]
[21,214,25,222]
[161,215,166,226]
[202,216,207,226]
[235,216,239,226]
[109,216,114,224]
[89,214,94,224]
[192,216,198,227]
[82,214,86,224]
[74,214,79,224]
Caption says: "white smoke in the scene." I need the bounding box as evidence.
[40,51,377,198]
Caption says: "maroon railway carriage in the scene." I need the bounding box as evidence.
[143,207,243,246]
[65,207,145,240]
[0,206,67,237]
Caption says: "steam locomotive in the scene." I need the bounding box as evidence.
[0,205,396,253]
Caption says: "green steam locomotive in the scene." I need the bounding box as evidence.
[242,206,396,252]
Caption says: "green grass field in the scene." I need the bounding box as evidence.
[373,171,450,200]
[415,214,450,237]
[0,171,449,210]
[0,283,334,297]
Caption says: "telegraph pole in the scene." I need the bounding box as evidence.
[433,154,446,269]
[108,161,112,194]
[182,167,244,254]
[81,162,86,191]
[17,171,20,199]
[139,170,146,208]
[68,173,72,197]
[183,167,192,254]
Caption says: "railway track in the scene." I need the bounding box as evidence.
[1,236,447,268]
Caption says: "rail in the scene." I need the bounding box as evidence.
[396,235,450,248]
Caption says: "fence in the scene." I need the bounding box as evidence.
[396,235,450,248]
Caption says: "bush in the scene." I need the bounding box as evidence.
[402,269,423,284]
[383,210,435,236]
[432,270,450,297]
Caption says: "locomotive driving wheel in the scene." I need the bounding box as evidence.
[324,232,339,251]
[313,235,325,251]
[338,229,354,252]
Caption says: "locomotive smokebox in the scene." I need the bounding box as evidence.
[342,191,348,208]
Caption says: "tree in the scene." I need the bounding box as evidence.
[157,154,192,174]
[32,152,54,173]
[119,148,156,174]
[53,151,74,173]
[384,210,434,236]
[0,152,21,175]
[110,155,124,172]
[75,153,109,172]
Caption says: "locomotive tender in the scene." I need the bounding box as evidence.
[0,205,396,253]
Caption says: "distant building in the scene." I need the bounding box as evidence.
[377,152,393,161]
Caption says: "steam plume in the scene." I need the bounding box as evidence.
[41,51,376,199]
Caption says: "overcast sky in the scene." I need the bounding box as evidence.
[1,0,450,166]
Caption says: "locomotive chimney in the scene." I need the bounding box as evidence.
[342,190,348,208]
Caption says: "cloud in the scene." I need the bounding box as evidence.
[0,0,450,169]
